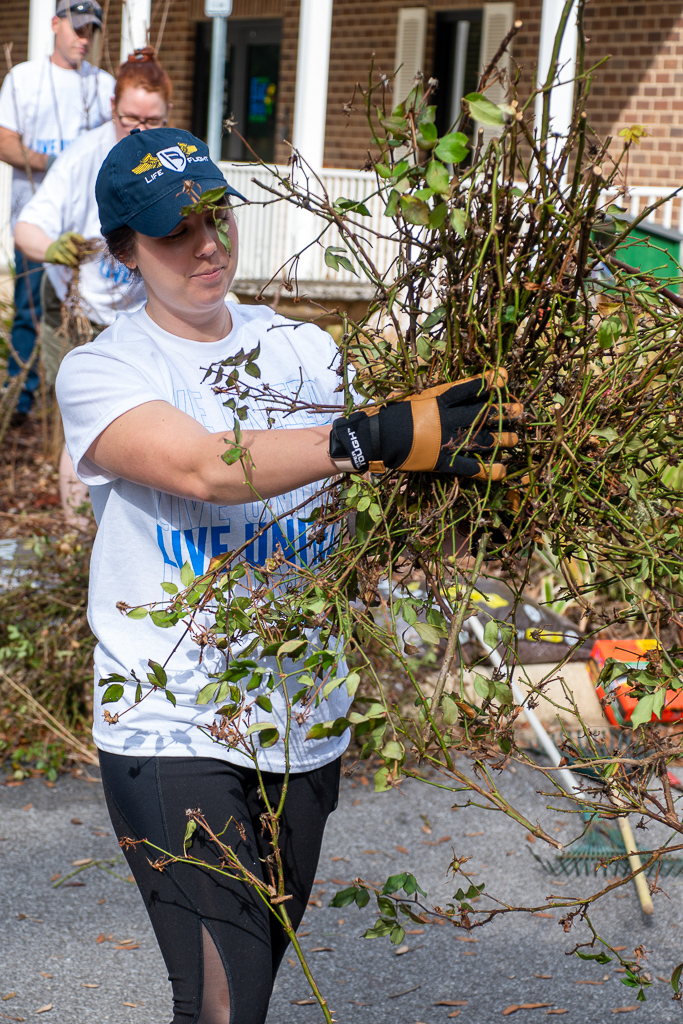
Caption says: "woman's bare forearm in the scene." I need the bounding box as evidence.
[85,400,340,503]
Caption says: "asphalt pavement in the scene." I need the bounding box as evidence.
[2,761,682,1024]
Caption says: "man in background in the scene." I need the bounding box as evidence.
[0,0,115,426]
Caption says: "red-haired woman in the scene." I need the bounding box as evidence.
[14,47,172,522]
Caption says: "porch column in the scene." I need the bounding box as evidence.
[291,0,334,171]
[28,0,56,62]
[535,0,579,143]
[120,0,152,62]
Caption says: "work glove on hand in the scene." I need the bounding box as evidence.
[329,370,522,480]
[44,231,86,268]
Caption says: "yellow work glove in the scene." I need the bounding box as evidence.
[44,231,86,268]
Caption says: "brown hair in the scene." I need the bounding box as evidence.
[104,225,141,279]
[114,47,172,106]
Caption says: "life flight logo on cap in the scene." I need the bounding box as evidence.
[132,141,198,176]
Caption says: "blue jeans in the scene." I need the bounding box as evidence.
[7,247,43,414]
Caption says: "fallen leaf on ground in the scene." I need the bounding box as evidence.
[81,984,99,989]
[114,944,139,951]
[613,946,627,951]
[456,936,478,943]
[406,929,424,935]
[330,878,350,885]
[359,776,369,786]
[34,1005,52,1014]
[434,1001,468,1006]
[465,831,485,837]
[657,976,670,983]
[612,1009,640,1015]
[388,985,420,999]
[352,799,361,806]
[1,997,16,1002]
[448,1013,460,1019]
[546,1011,568,1016]
[4,781,23,787]
[313,878,324,884]
[307,900,322,908]
[349,1001,371,1006]
[298,931,310,937]
[535,974,552,978]
[97,899,106,905]
[49,875,60,883]
[397,845,409,854]
[92,832,108,837]
[362,850,378,854]
[575,980,604,986]
[70,819,82,825]
[310,947,333,953]
[526,835,536,843]
[64,883,85,888]
[0,1013,25,1022]
[38,974,51,979]
[286,958,297,967]
[71,858,93,867]
[290,999,316,1005]
[337,919,344,926]
[122,1003,139,1008]
[421,824,432,834]
[21,805,33,811]
[395,945,410,955]
[503,1004,554,1015]
[330,856,349,862]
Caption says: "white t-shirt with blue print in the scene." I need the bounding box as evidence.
[56,301,352,771]
[0,57,114,229]
[17,120,146,325]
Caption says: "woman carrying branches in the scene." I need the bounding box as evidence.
[15,47,172,524]
[55,126,519,1024]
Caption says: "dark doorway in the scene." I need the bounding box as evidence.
[192,19,281,162]
[432,9,482,142]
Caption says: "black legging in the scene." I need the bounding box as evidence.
[99,750,341,1024]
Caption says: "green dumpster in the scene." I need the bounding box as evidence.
[615,214,683,291]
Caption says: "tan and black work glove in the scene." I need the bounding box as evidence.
[328,370,521,479]
[44,231,86,268]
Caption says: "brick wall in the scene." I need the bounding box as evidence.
[273,0,683,188]
[0,2,30,70]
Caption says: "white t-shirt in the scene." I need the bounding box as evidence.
[0,57,114,228]
[56,301,352,771]
[17,121,146,325]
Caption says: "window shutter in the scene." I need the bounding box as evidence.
[478,2,515,147]
[394,7,428,104]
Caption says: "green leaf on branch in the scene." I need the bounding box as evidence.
[384,189,400,218]
[259,727,279,748]
[184,819,196,848]
[450,209,467,237]
[671,962,683,995]
[180,562,195,587]
[374,766,393,791]
[196,681,219,705]
[597,316,622,348]
[434,131,469,163]
[399,195,431,226]
[165,689,177,707]
[464,92,506,127]
[382,739,404,761]
[148,659,167,687]
[333,197,371,217]
[127,606,148,619]
[324,245,356,275]
[413,621,446,645]
[483,618,500,647]
[330,886,360,908]
[102,683,124,704]
[429,202,448,229]
[160,582,178,595]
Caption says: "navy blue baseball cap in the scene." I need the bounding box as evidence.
[95,127,246,237]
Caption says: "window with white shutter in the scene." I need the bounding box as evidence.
[478,2,515,146]
[394,7,428,104]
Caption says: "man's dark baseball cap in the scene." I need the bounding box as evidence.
[56,1,103,29]
[96,127,246,237]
